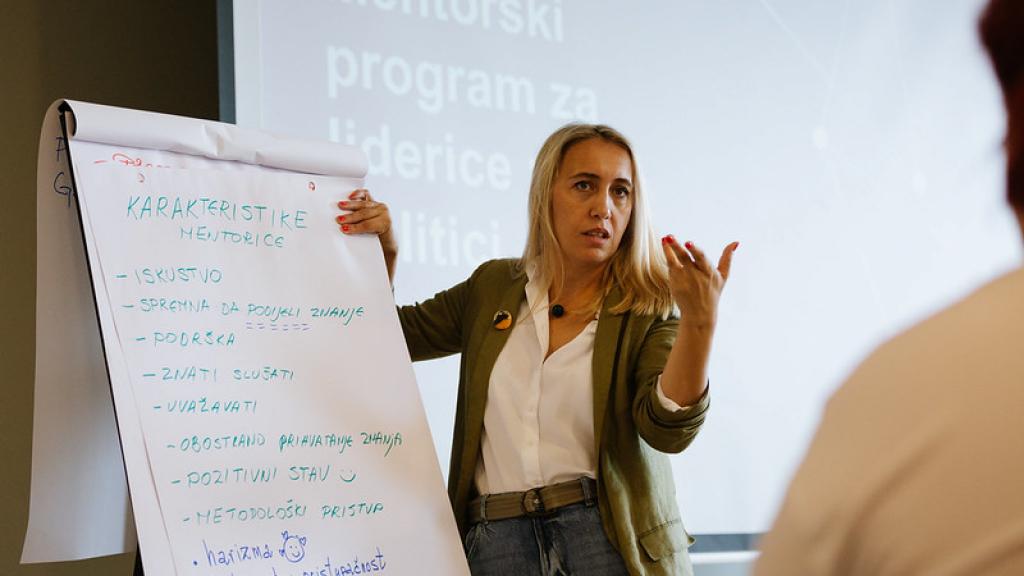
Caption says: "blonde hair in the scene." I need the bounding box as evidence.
[519,123,674,318]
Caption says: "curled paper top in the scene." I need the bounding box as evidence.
[62,99,367,178]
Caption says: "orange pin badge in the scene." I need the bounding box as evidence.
[492,310,513,330]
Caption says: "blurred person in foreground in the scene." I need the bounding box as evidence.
[755,1,1024,574]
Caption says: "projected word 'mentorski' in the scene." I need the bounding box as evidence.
[337,0,563,42]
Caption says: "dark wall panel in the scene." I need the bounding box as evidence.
[0,2,219,574]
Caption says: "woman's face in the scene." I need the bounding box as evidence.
[551,138,634,273]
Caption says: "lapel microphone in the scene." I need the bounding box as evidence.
[551,304,565,318]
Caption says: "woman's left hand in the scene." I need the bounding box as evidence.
[661,236,739,329]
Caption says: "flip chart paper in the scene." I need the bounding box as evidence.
[74,161,466,575]
[27,101,468,575]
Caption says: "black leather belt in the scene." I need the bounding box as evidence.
[467,477,596,524]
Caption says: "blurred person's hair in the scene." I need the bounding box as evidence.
[979,0,1024,210]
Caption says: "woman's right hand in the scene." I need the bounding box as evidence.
[336,188,398,284]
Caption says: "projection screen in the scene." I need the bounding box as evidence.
[230,0,1019,552]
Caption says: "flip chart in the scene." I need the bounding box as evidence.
[25,100,469,576]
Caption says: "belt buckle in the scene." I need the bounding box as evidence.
[520,488,546,517]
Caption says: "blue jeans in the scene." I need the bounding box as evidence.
[463,503,630,576]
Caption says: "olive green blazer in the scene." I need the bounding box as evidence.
[398,259,709,576]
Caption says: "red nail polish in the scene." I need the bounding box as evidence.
[337,215,346,223]
[668,235,676,244]
[338,201,348,207]
[685,241,693,249]
[342,225,350,232]
[661,235,669,245]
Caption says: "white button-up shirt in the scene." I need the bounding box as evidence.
[475,268,683,495]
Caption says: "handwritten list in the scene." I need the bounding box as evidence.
[68,147,467,575]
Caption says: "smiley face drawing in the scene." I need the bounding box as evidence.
[279,530,307,563]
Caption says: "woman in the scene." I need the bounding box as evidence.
[336,124,738,575]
